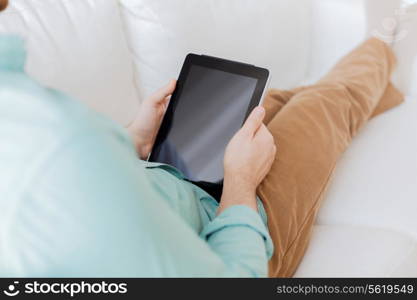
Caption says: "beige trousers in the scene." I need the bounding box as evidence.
[258,38,404,277]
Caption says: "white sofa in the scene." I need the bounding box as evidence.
[1,0,416,277]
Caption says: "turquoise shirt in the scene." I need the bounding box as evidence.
[0,35,273,277]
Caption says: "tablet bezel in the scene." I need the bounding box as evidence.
[148,53,270,172]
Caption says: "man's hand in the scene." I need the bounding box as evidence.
[127,80,176,159]
[218,106,276,214]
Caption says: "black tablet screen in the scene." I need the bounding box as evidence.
[151,64,261,188]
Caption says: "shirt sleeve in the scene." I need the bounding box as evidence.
[5,120,273,277]
[200,205,274,276]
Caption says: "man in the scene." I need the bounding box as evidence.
[0,0,405,277]
[0,0,275,277]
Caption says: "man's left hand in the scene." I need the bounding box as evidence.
[127,80,176,159]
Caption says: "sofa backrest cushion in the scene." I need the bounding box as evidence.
[0,0,139,125]
[120,0,313,100]
[306,0,367,83]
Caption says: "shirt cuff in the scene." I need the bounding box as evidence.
[200,205,274,259]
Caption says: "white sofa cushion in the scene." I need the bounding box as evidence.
[306,0,367,83]
[119,0,313,100]
[317,98,417,239]
[307,0,417,96]
[295,225,417,277]
[0,0,139,125]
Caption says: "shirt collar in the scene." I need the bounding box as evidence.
[0,35,26,72]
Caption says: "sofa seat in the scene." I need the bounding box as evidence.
[295,225,417,277]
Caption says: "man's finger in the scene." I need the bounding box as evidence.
[149,79,176,103]
[241,106,265,136]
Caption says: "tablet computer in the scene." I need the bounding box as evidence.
[149,54,269,197]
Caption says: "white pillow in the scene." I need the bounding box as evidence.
[0,0,139,125]
[119,0,312,100]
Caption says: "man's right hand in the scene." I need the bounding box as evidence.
[218,106,277,214]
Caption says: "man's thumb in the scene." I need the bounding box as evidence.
[150,79,176,103]
[241,106,265,136]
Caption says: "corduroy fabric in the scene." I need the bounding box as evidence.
[258,38,404,277]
